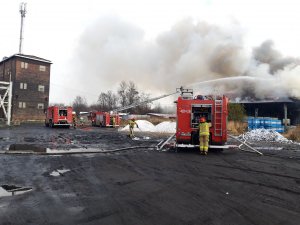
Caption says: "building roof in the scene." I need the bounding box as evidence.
[1,53,52,64]
[230,97,294,104]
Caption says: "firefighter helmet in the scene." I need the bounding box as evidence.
[200,117,206,123]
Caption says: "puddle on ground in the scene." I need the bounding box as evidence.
[131,136,151,140]
[50,169,71,176]
[0,185,32,197]
[9,144,46,152]
[23,137,36,142]
[47,148,104,154]
[0,137,10,141]
[255,147,283,150]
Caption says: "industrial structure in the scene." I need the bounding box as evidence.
[0,54,52,123]
[236,98,300,126]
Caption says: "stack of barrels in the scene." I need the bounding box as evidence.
[247,117,284,133]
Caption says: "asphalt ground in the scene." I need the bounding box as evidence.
[0,124,300,225]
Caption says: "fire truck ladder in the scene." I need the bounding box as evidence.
[214,99,223,136]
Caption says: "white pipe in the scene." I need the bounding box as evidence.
[229,134,263,155]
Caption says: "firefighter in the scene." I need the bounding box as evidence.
[128,118,139,138]
[72,112,77,129]
[112,117,116,127]
[199,117,209,155]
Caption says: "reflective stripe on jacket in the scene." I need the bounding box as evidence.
[199,122,209,135]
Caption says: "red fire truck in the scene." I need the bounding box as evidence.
[45,106,73,128]
[89,111,121,127]
[175,88,228,149]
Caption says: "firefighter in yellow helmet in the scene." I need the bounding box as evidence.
[199,117,210,155]
[128,118,139,138]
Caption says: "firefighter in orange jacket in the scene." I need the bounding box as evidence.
[199,117,210,155]
[129,118,139,138]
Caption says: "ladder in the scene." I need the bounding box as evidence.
[214,99,223,136]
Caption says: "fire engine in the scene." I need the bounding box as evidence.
[175,88,228,149]
[45,106,73,128]
[89,111,121,127]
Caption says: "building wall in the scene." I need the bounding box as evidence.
[0,55,51,122]
[13,58,50,121]
[0,58,15,81]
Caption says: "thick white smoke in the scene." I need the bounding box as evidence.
[71,17,300,100]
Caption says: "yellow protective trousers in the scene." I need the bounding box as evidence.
[199,122,209,153]
[199,134,209,153]
[129,126,134,138]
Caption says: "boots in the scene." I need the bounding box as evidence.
[200,151,207,155]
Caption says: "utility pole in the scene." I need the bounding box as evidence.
[19,2,27,54]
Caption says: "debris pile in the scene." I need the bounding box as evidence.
[120,120,176,133]
[241,129,291,143]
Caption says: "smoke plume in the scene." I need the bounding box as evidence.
[71,17,300,100]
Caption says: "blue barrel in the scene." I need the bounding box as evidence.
[247,117,253,130]
[276,126,284,133]
[258,117,265,128]
[253,118,260,129]
[275,120,282,128]
[264,117,272,128]
[270,118,278,129]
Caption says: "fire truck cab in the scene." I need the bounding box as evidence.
[176,88,228,149]
[45,106,73,128]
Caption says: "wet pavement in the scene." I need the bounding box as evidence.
[0,123,300,225]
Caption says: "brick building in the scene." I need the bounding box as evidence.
[0,54,51,122]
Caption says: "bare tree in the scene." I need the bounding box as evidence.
[126,81,139,105]
[97,91,118,111]
[72,96,88,115]
[97,92,109,111]
[118,81,128,107]
[136,92,151,114]
[106,90,118,110]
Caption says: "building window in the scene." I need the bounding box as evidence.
[37,103,44,109]
[21,62,28,69]
[38,85,45,92]
[39,65,46,71]
[20,83,27,89]
[18,102,26,108]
